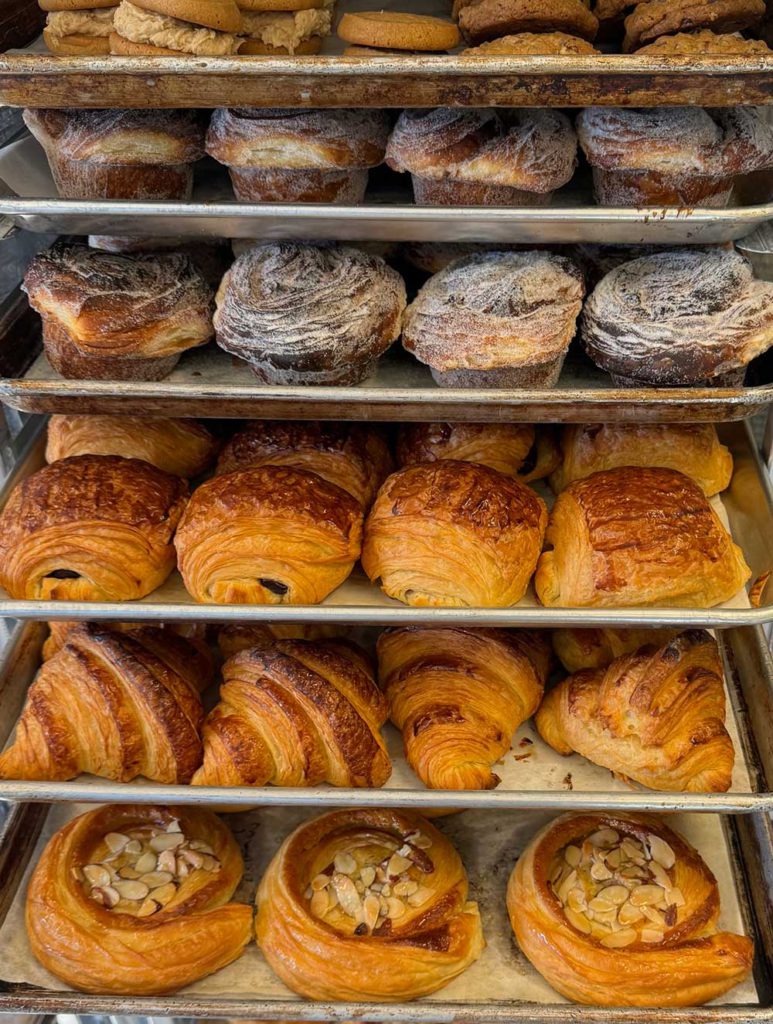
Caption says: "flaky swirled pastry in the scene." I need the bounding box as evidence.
[255,807,484,1000]
[550,423,733,496]
[362,460,547,607]
[26,803,252,994]
[378,626,550,789]
[551,626,681,672]
[535,466,751,608]
[193,638,390,788]
[216,622,344,659]
[217,420,393,508]
[0,455,188,602]
[46,414,220,479]
[175,464,363,604]
[507,812,754,1006]
[536,630,734,792]
[42,619,209,661]
[0,623,211,784]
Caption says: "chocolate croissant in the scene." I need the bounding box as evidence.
[0,623,211,784]
[552,626,681,673]
[27,804,252,994]
[217,622,343,659]
[536,630,734,792]
[378,626,551,789]
[535,466,751,608]
[193,638,391,788]
[0,455,188,602]
[507,812,754,1006]
[255,808,485,1000]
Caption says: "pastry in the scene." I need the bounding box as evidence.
[386,108,577,207]
[255,808,484,1000]
[43,619,210,660]
[402,250,584,387]
[507,812,754,1005]
[193,638,391,787]
[27,804,252,994]
[636,27,772,51]
[400,240,526,277]
[362,460,547,607]
[454,0,599,43]
[238,0,334,53]
[535,466,751,608]
[0,623,211,783]
[41,0,117,54]
[337,11,461,51]
[378,626,550,789]
[207,108,389,203]
[537,630,734,792]
[214,243,406,386]
[570,241,683,289]
[552,626,682,672]
[216,420,392,508]
[463,30,600,51]
[623,0,765,50]
[23,243,213,382]
[396,422,560,483]
[0,455,188,602]
[580,248,773,386]
[550,423,733,496]
[577,106,773,208]
[46,414,220,479]
[217,622,343,657]
[110,0,243,54]
[23,108,205,201]
[87,236,232,289]
[175,464,362,604]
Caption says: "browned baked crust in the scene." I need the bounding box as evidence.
[622,0,765,50]
[0,455,188,602]
[396,422,536,478]
[463,30,600,52]
[635,27,772,51]
[456,0,599,43]
[131,0,242,32]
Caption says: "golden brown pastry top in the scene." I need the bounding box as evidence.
[552,625,682,672]
[636,28,772,52]
[463,30,600,52]
[23,107,205,166]
[396,421,535,478]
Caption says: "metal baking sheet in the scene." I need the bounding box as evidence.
[0,801,765,1020]
[2,294,773,423]
[0,619,768,812]
[2,133,773,245]
[0,418,770,627]
[2,0,773,109]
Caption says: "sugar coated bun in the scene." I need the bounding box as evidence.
[130,0,242,32]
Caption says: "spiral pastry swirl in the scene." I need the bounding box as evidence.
[255,808,485,1000]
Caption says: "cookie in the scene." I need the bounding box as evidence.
[456,0,599,44]
[238,0,327,7]
[636,28,771,52]
[623,0,765,51]
[463,30,600,52]
[337,11,461,51]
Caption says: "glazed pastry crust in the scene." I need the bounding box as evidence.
[0,455,188,602]
[622,0,765,50]
[175,464,363,605]
[193,638,391,788]
[362,460,547,607]
[0,624,211,783]
[378,626,550,789]
[216,421,392,509]
[507,812,754,1006]
[552,626,681,672]
[26,804,252,994]
[46,414,219,479]
[536,630,735,792]
[550,423,734,496]
[255,808,485,1000]
[535,466,751,608]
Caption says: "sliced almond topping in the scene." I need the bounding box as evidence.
[590,859,613,881]
[630,884,665,907]
[166,819,182,833]
[189,840,215,855]
[150,833,185,853]
[599,885,629,906]
[334,852,357,875]
[137,897,160,918]
[310,888,329,919]
[104,832,130,853]
[650,862,672,890]
[412,834,432,850]
[588,895,614,913]
[641,905,666,925]
[363,894,381,931]
[601,927,638,948]
[567,889,587,913]
[332,873,361,918]
[387,897,406,919]
[360,866,376,888]
[113,880,149,901]
[564,907,592,934]
[118,866,141,880]
[134,851,157,874]
[157,849,176,874]
[557,868,578,904]
[641,927,665,943]
[152,882,177,907]
[588,828,620,847]
[564,844,581,867]
[311,873,330,891]
[393,879,419,897]
[407,886,431,907]
[179,849,204,870]
[124,839,142,855]
[618,901,644,926]
[647,834,676,870]
[83,864,111,888]
[668,886,686,907]
[387,854,413,878]
[139,871,174,889]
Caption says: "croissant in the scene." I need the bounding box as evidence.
[377,626,551,789]
[42,619,210,661]
[217,623,344,659]
[535,466,751,608]
[536,630,734,792]
[255,808,485,1000]
[26,803,252,994]
[549,423,733,497]
[507,811,754,1006]
[192,638,391,789]
[0,623,212,784]
[0,455,188,602]
[552,626,682,672]
[46,414,220,479]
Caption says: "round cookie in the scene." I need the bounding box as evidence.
[130,0,243,33]
[238,35,323,52]
[337,11,461,51]
[463,30,600,52]
[39,0,117,9]
[344,43,425,55]
[456,0,599,43]
[238,0,326,7]
[43,28,112,53]
[623,0,765,51]
[635,27,771,52]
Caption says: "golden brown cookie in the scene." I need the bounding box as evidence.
[43,29,112,54]
[636,27,771,51]
[463,30,600,51]
[239,0,327,8]
[344,43,428,55]
[623,0,765,51]
[238,36,323,53]
[456,0,599,44]
[592,0,634,21]
[337,11,461,51]
[109,30,182,54]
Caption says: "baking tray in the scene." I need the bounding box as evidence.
[2,292,773,423]
[3,0,773,110]
[2,132,773,245]
[0,417,771,628]
[0,801,768,1021]
[0,619,769,812]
